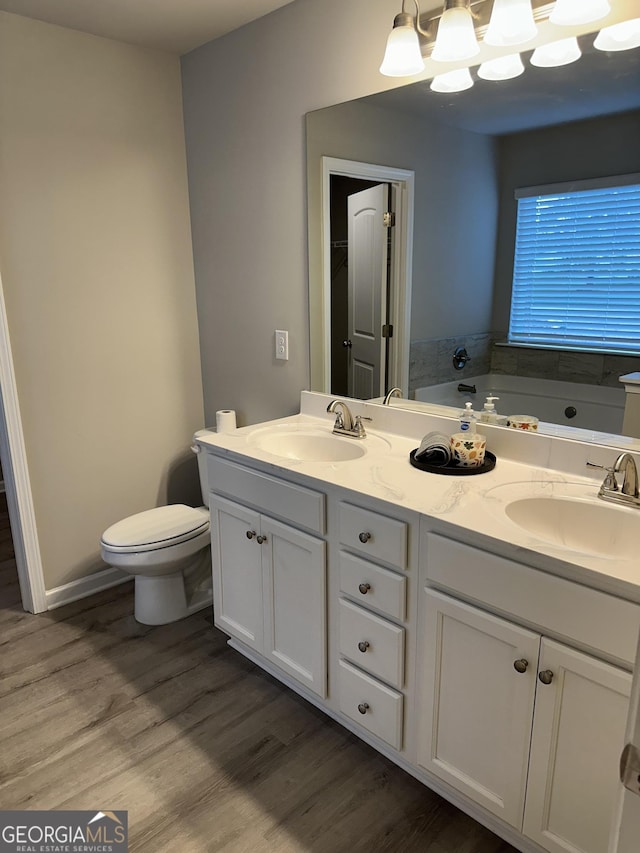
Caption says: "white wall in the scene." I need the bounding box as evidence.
[0,12,204,590]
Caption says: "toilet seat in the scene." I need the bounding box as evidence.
[101,505,209,553]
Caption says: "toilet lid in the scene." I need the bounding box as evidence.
[101,505,209,552]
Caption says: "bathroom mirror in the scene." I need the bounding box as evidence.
[306,38,640,446]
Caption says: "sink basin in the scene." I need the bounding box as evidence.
[484,481,640,559]
[248,424,391,463]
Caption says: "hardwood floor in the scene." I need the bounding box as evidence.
[0,509,517,852]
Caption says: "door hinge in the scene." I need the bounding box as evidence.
[383,211,395,228]
[382,324,394,339]
[620,743,640,796]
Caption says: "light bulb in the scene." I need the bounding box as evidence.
[549,0,611,27]
[431,4,480,62]
[478,53,525,80]
[531,37,582,67]
[430,67,474,92]
[594,17,640,52]
[380,12,425,77]
[485,0,537,47]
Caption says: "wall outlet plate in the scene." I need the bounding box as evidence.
[275,330,289,360]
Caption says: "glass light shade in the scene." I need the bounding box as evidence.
[531,37,581,67]
[431,5,480,62]
[430,67,474,92]
[594,18,640,52]
[478,53,525,80]
[549,0,611,26]
[484,0,537,46]
[380,17,425,76]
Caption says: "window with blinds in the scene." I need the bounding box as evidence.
[508,175,640,353]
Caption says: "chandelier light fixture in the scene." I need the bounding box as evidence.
[379,0,640,95]
[531,35,582,66]
[594,16,640,51]
[478,52,526,79]
[431,0,480,62]
[549,0,611,26]
[484,0,537,46]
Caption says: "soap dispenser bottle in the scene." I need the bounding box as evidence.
[480,395,499,424]
[459,401,477,433]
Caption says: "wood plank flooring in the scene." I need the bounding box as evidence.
[0,503,517,852]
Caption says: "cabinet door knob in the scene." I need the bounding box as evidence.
[538,669,554,685]
[256,535,267,544]
[357,702,370,715]
[358,640,370,653]
[246,530,256,540]
[358,582,371,595]
[359,531,372,544]
[513,659,529,674]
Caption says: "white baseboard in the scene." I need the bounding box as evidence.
[46,566,131,610]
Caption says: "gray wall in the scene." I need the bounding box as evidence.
[0,13,204,589]
[181,0,422,427]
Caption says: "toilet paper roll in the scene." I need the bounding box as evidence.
[216,409,237,433]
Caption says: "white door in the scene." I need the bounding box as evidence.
[610,627,640,852]
[261,517,327,698]
[524,639,631,853]
[417,590,539,828]
[347,184,389,399]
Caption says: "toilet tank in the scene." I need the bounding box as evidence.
[193,428,216,508]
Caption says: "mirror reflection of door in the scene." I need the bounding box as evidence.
[330,176,391,399]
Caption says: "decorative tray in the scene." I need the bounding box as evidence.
[409,449,496,476]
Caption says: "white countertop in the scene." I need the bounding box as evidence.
[197,392,640,603]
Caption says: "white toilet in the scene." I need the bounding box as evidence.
[100,429,214,625]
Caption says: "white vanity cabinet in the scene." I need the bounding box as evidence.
[418,531,638,853]
[335,500,412,751]
[208,456,327,698]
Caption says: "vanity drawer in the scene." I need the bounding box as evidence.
[339,599,405,688]
[338,659,403,750]
[207,455,325,534]
[338,502,407,569]
[425,532,640,667]
[339,552,406,621]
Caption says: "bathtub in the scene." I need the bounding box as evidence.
[414,373,625,434]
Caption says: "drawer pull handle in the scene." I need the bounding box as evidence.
[256,535,267,544]
[358,582,371,595]
[358,641,370,653]
[246,530,257,540]
[513,659,529,674]
[359,531,372,544]
[357,702,370,715]
[538,669,554,685]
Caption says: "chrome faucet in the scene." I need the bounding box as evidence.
[588,453,640,508]
[326,399,370,439]
[383,387,403,405]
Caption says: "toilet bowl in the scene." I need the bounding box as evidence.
[100,429,215,625]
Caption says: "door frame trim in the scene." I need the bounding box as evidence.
[320,157,414,396]
[0,270,47,612]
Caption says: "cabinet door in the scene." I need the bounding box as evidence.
[261,516,327,697]
[524,639,631,853]
[210,495,263,652]
[418,590,539,828]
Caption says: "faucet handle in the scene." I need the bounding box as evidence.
[354,414,371,437]
[586,461,618,491]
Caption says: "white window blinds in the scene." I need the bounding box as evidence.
[508,175,640,353]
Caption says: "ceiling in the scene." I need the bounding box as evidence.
[0,0,297,54]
